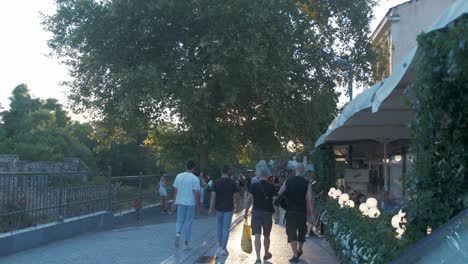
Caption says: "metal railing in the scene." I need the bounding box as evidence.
[111,174,175,217]
[0,171,108,233]
[0,171,176,233]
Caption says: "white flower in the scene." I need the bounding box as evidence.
[366,197,378,208]
[359,203,368,214]
[332,189,342,199]
[368,207,381,218]
[391,215,401,228]
[392,210,408,238]
[395,227,405,239]
[345,200,355,208]
[328,187,336,197]
[398,209,406,218]
[339,193,350,202]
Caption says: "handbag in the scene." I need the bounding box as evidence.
[241,220,252,254]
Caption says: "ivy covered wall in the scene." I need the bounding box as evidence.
[407,16,468,233]
[312,145,336,193]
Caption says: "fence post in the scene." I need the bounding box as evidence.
[107,166,112,212]
[58,184,64,221]
[137,172,143,221]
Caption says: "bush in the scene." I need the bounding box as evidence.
[321,198,415,264]
[312,145,336,193]
[407,16,468,234]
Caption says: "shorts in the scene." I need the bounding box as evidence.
[159,187,168,196]
[285,211,307,243]
[251,210,273,237]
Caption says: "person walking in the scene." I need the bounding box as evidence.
[209,165,241,256]
[278,163,314,263]
[199,171,207,209]
[159,174,169,214]
[171,160,201,249]
[244,164,279,264]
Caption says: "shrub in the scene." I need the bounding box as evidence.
[407,16,468,234]
[321,198,415,264]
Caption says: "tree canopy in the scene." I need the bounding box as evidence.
[0,84,159,175]
[0,84,94,165]
[45,0,377,168]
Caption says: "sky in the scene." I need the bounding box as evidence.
[0,0,409,122]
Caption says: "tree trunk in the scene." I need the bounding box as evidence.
[199,147,209,170]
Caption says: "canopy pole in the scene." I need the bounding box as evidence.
[383,141,388,192]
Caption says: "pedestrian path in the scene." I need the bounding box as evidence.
[189,211,339,264]
[0,208,338,264]
[0,212,217,264]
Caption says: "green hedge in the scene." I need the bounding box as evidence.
[321,198,415,264]
[312,145,336,192]
[407,16,468,233]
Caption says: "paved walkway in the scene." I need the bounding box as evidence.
[0,209,338,264]
[188,211,339,264]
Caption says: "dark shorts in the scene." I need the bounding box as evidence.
[285,211,307,243]
[251,210,273,237]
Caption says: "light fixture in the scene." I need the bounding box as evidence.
[394,154,402,162]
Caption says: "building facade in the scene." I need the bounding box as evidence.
[371,0,456,80]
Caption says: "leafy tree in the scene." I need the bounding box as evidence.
[91,120,158,175]
[0,84,95,166]
[45,0,376,168]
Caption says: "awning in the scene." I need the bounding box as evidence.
[314,82,381,148]
[313,0,467,192]
[372,0,468,113]
[315,0,468,148]
[314,71,412,148]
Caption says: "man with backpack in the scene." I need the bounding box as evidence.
[278,163,314,263]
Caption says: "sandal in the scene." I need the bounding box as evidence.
[263,252,272,261]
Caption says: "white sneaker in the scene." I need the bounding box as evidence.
[185,241,192,249]
[175,233,180,248]
[216,246,223,253]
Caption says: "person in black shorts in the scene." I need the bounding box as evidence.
[278,163,313,263]
[244,164,279,264]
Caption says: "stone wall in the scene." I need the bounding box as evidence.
[0,155,80,173]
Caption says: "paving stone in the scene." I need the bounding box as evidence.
[0,209,338,264]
